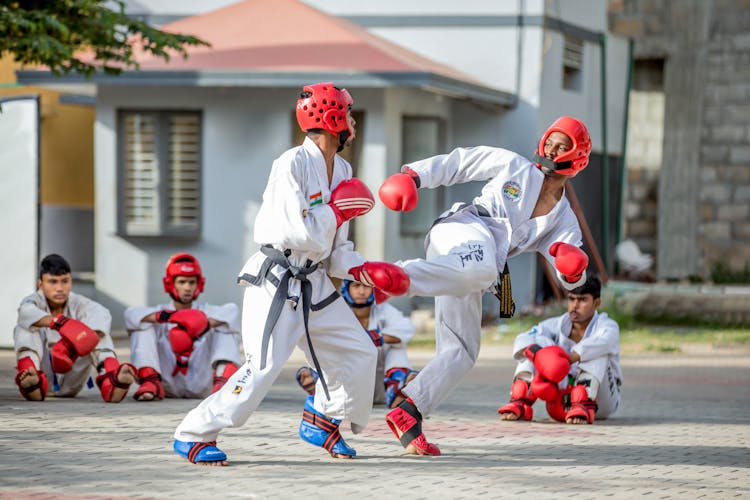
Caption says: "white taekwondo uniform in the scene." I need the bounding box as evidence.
[363,301,416,404]
[175,137,377,443]
[14,290,116,396]
[396,146,587,416]
[511,311,622,418]
[125,302,242,398]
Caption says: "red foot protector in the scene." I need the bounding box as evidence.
[385,398,441,456]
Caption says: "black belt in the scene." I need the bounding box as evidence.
[430,202,491,229]
[237,245,339,399]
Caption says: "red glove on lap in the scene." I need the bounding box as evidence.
[524,344,571,383]
[156,308,209,339]
[50,315,100,373]
[349,262,410,297]
[157,309,209,375]
[549,242,588,283]
[378,168,420,212]
[329,178,375,228]
[530,375,561,402]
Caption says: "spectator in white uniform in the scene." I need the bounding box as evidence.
[14,253,135,403]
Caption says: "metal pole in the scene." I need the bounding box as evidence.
[600,33,610,271]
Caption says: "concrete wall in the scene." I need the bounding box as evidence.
[313,0,630,278]
[609,0,750,280]
[95,85,464,326]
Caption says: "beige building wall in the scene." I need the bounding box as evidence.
[1,55,95,272]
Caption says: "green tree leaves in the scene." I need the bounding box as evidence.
[0,0,209,76]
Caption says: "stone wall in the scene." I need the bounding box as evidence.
[623,86,663,256]
[609,0,750,280]
[700,3,750,274]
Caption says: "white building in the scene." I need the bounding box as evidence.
[15,0,629,333]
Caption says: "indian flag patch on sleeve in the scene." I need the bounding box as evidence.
[309,191,323,207]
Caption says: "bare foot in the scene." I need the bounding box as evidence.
[109,364,136,403]
[387,417,422,456]
[195,460,228,466]
[566,416,588,425]
[134,391,155,402]
[18,369,43,401]
[500,412,521,421]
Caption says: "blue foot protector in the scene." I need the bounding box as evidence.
[173,439,227,463]
[299,395,356,457]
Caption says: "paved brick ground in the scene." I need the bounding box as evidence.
[1,342,748,499]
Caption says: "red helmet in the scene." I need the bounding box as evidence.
[296,82,353,138]
[535,116,592,177]
[162,253,205,300]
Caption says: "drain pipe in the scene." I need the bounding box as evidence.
[600,33,610,272]
[617,38,635,244]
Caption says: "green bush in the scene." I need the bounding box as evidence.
[711,261,750,284]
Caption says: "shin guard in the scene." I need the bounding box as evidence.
[498,379,537,421]
[565,385,597,424]
[384,367,415,408]
[133,366,165,401]
[212,362,239,393]
[15,357,48,401]
[385,398,441,456]
[96,358,136,403]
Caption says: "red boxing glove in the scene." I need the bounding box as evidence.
[161,309,208,375]
[530,375,561,402]
[169,328,195,376]
[157,308,209,339]
[329,178,375,228]
[373,288,391,304]
[549,242,588,283]
[378,168,420,212]
[349,262,410,297]
[50,315,100,373]
[524,344,570,383]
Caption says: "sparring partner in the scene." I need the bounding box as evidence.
[296,280,418,408]
[173,82,410,465]
[378,116,593,455]
[124,253,242,401]
[13,254,135,402]
[499,275,621,424]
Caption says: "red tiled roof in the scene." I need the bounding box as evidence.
[136,0,478,83]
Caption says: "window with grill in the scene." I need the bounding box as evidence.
[562,35,584,92]
[118,111,202,237]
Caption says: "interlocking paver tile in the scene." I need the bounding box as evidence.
[0,343,748,499]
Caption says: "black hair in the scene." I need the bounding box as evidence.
[570,274,601,299]
[39,254,71,279]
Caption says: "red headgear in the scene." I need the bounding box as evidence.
[162,253,205,300]
[296,82,353,138]
[534,116,592,177]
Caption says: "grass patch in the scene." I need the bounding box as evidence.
[409,309,750,355]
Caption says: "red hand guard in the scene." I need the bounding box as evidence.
[549,242,588,283]
[524,344,570,383]
[49,315,100,373]
[158,309,209,339]
[378,169,420,212]
[329,178,375,228]
[348,262,410,297]
[530,375,561,402]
